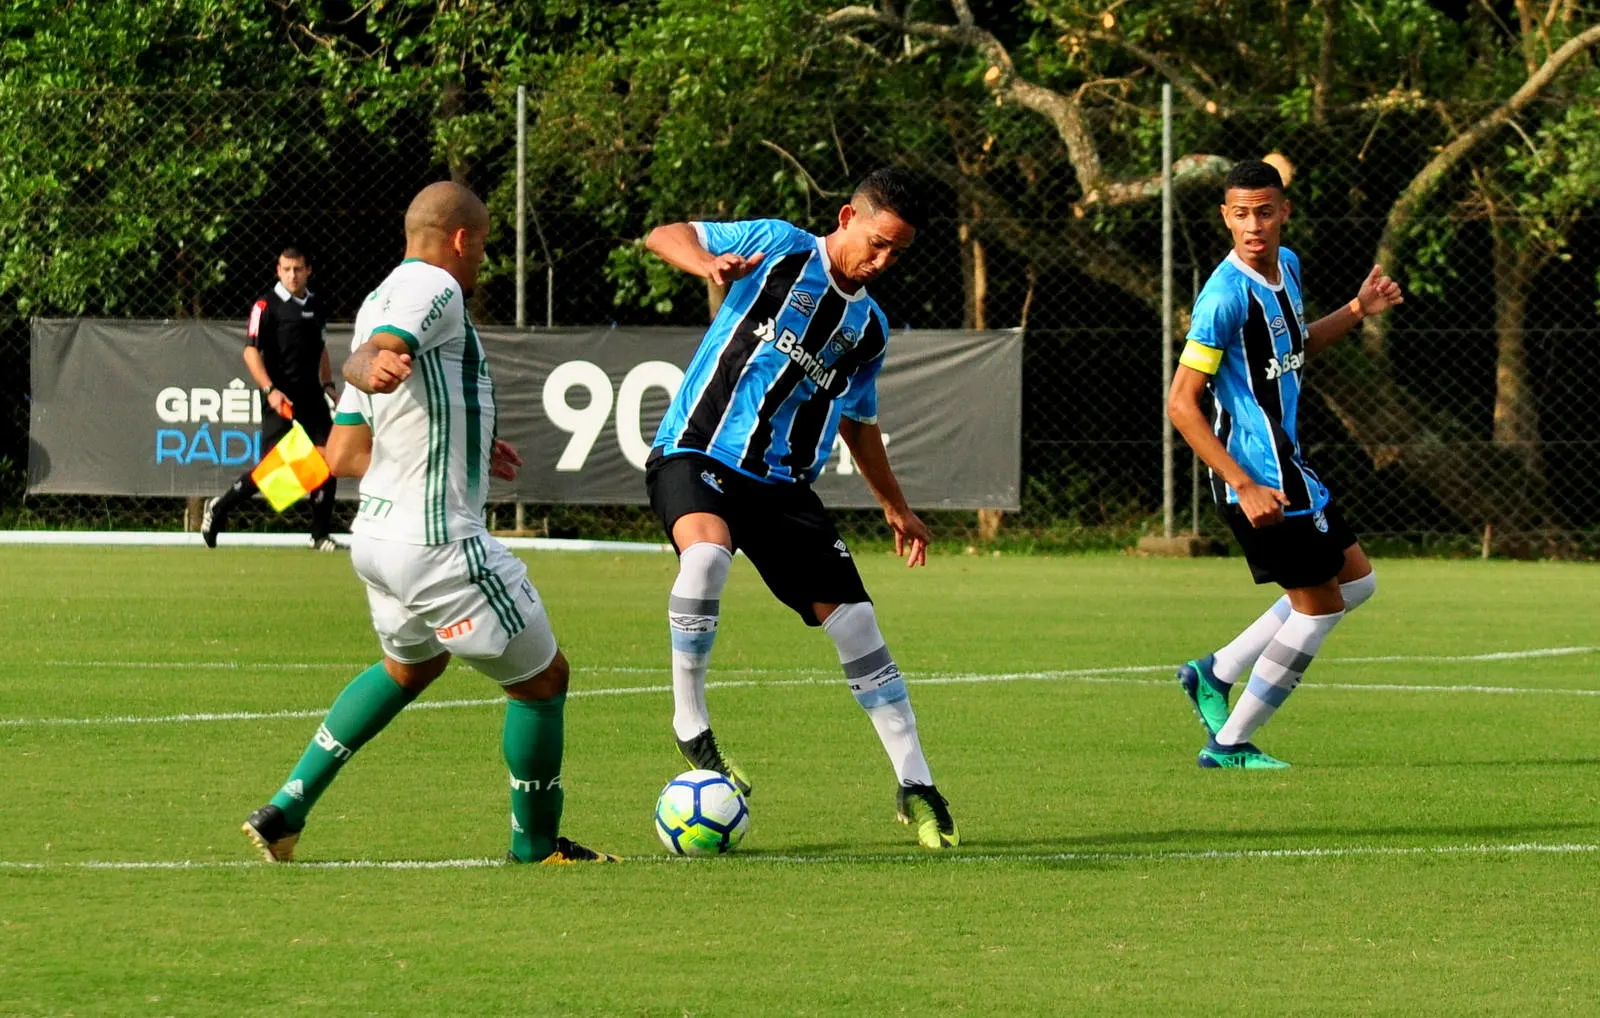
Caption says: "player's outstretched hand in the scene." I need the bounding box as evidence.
[1237,481,1290,529]
[886,506,930,569]
[490,439,523,482]
[366,350,412,394]
[1357,264,1404,316]
[708,252,765,287]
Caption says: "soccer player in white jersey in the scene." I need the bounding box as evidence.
[1168,160,1403,768]
[241,182,617,864]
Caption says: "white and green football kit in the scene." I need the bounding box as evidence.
[338,259,556,684]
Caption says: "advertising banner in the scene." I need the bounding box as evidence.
[29,320,1021,510]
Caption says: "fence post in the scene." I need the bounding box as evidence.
[514,85,527,533]
[1161,84,1175,540]
[1191,266,1201,535]
[516,85,527,330]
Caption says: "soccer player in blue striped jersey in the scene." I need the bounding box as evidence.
[642,167,958,849]
[1168,160,1403,769]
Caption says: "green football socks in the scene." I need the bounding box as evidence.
[269,662,417,829]
[504,693,566,862]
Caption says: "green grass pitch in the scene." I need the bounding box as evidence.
[3,546,1599,1016]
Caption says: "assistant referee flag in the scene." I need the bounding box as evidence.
[250,421,330,511]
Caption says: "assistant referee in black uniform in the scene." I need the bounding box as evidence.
[202,247,339,550]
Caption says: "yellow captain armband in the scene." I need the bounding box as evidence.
[1179,340,1223,375]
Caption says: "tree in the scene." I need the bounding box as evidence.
[0,0,291,316]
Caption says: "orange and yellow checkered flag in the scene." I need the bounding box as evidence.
[250,421,330,512]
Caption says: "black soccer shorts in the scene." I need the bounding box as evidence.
[1222,501,1358,590]
[645,449,871,625]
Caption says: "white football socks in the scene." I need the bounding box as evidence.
[1211,569,1377,685]
[823,602,934,787]
[667,542,732,742]
[1215,609,1343,746]
[1212,597,1292,684]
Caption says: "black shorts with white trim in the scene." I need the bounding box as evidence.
[645,449,870,625]
[1222,500,1358,590]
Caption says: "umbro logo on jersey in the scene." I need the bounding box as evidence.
[788,291,817,317]
[700,470,724,493]
[1270,315,1287,333]
[1264,350,1306,380]
[834,539,851,559]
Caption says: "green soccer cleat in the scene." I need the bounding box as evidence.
[1177,654,1232,736]
[1197,738,1290,770]
[896,783,960,849]
[676,728,752,797]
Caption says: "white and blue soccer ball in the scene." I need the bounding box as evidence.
[655,769,749,856]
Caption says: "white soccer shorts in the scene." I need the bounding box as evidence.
[350,532,558,685]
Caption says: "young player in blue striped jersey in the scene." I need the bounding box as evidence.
[642,168,958,849]
[1168,160,1403,769]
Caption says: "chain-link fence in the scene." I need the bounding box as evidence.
[4,86,1598,555]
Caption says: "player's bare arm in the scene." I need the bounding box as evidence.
[644,222,765,286]
[344,332,413,394]
[325,422,372,478]
[490,439,523,482]
[839,417,929,568]
[1305,264,1404,356]
[1168,366,1288,528]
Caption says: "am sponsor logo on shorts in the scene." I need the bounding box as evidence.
[437,618,475,640]
[358,493,395,519]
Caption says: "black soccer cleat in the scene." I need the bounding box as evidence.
[507,837,622,865]
[896,782,960,849]
[241,804,303,862]
[200,497,222,549]
[676,728,752,797]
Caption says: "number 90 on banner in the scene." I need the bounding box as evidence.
[542,360,684,472]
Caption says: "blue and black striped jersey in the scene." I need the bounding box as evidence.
[1182,248,1330,515]
[653,218,890,485]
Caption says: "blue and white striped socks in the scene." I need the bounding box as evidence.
[668,542,733,741]
[1215,609,1343,746]
[823,602,933,786]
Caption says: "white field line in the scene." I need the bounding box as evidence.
[6,645,1599,729]
[1,841,1596,872]
[37,644,1600,674]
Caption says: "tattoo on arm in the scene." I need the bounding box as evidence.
[343,346,378,393]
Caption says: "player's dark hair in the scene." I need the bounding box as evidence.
[279,246,309,265]
[852,167,928,230]
[1223,160,1285,196]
